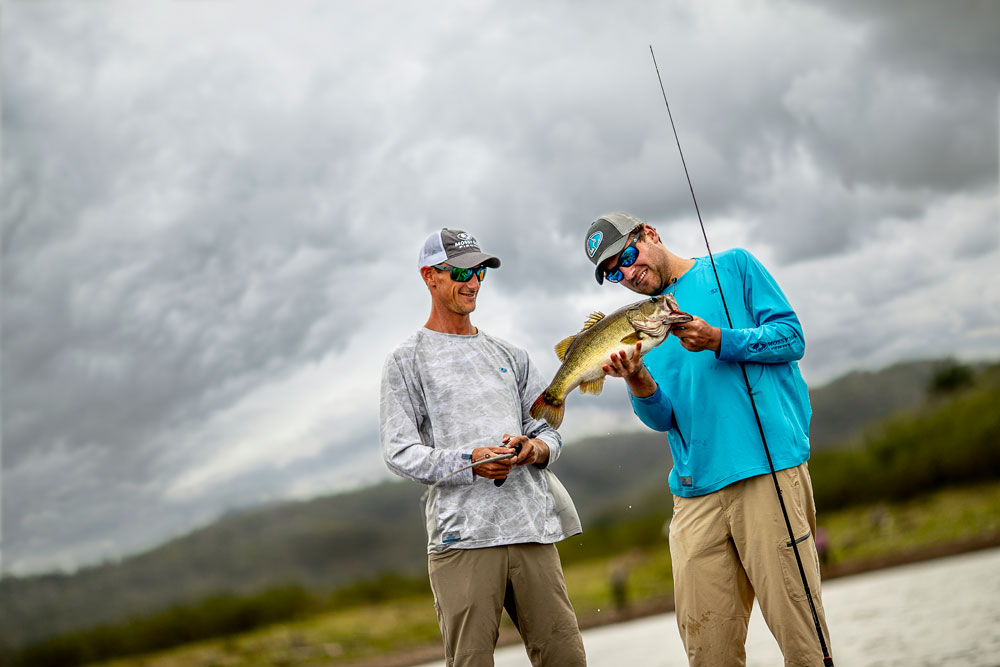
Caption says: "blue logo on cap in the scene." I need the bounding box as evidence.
[587,231,603,257]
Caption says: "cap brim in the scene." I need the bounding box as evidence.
[449,252,501,269]
[592,236,630,284]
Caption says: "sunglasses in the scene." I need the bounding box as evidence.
[604,236,639,283]
[434,264,487,282]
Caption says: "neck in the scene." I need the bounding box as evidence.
[666,252,696,284]
[424,308,477,336]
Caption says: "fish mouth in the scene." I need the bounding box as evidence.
[655,309,693,324]
[654,293,680,310]
[652,294,692,323]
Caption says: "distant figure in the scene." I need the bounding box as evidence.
[380,228,587,667]
[816,527,831,565]
[870,503,894,534]
[610,562,629,612]
[584,212,833,666]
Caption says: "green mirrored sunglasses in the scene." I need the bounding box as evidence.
[433,264,487,282]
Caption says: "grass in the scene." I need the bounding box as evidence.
[818,481,1000,563]
[98,597,441,667]
[92,479,1000,667]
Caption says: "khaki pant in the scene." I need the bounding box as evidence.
[669,463,833,667]
[427,543,586,667]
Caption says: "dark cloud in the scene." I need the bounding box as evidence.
[819,0,1000,80]
[2,1,998,574]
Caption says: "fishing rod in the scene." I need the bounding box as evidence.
[649,46,834,667]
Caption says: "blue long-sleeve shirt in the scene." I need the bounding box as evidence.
[630,248,812,497]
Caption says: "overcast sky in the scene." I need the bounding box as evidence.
[2,1,998,576]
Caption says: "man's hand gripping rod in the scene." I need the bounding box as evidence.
[429,443,523,490]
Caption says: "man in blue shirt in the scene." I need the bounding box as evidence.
[584,212,832,666]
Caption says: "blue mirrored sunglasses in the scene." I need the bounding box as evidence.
[434,264,487,282]
[604,242,639,283]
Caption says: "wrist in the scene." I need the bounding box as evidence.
[532,439,550,468]
[625,367,657,398]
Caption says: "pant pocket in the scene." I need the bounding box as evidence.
[778,530,816,602]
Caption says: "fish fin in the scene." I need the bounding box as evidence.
[582,312,605,330]
[555,311,603,360]
[579,377,605,396]
[620,332,641,345]
[554,335,577,362]
[530,392,565,429]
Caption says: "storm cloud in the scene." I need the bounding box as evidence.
[2,0,998,574]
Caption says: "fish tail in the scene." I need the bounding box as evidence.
[530,390,565,429]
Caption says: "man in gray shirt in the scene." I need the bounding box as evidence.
[380,228,587,667]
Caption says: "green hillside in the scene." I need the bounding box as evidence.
[806,358,959,449]
[0,434,672,650]
[0,357,993,656]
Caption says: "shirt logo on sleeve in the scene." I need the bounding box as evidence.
[749,336,793,353]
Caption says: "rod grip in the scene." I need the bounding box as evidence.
[494,443,523,487]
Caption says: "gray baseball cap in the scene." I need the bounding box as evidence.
[584,212,644,284]
[418,228,501,270]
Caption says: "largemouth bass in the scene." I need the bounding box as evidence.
[530,294,692,428]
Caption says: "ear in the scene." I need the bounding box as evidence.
[641,224,660,245]
[420,265,438,287]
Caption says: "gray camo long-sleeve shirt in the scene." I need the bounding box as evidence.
[380,328,582,553]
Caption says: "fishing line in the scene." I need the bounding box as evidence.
[649,45,834,666]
